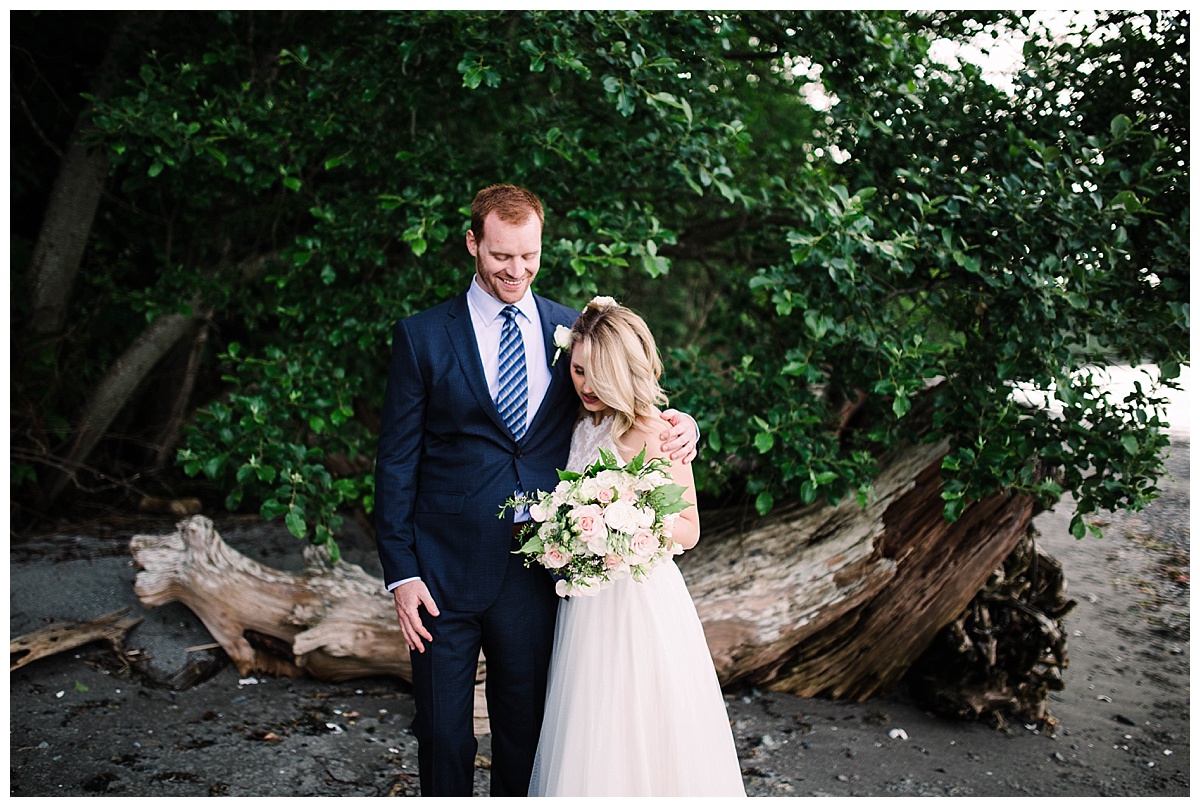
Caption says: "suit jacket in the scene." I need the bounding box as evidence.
[374,291,581,612]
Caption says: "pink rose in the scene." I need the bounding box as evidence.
[542,544,571,569]
[604,553,623,570]
[596,487,614,504]
[569,504,608,554]
[629,527,658,559]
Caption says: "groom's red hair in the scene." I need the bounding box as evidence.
[470,184,544,241]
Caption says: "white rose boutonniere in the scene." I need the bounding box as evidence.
[551,324,573,366]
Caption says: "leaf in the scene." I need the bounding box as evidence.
[283,176,302,191]
[1120,434,1138,455]
[627,446,646,473]
[1069,513,1086,540]
[203,455,226,479]
[286,508,307,539]
[754,432,775,453]
[462,66,484,90]
[943,496,965,523]
[1110,114,1132,139]
[755,491,774,516]
[260,499,289,521]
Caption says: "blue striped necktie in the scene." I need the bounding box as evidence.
[496,305,528,440]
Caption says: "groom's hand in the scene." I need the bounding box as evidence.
[393,580,440,653]
[659,409,699,465]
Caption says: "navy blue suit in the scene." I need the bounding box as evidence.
[375,290,580,796]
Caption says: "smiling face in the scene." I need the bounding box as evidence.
[570,343,609,414]
[466,211,542,304]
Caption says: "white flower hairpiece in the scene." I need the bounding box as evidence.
[551,296,618,366]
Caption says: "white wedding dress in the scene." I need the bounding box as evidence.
[528,415,746,797]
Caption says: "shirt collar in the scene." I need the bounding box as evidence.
[467,276,538,325]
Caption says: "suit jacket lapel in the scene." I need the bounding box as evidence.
[445,293,511,436]
[528,294,574,437]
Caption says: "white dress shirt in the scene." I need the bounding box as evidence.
[465,277,552,425]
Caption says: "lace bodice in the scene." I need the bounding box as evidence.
[566,415,620,473]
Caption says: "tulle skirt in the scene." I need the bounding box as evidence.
[528,560,746,797]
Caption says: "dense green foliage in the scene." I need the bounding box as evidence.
[12,11,1188,554]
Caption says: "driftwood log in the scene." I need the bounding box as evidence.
[130,434,1064,729]
[131,517,490,733]
[10,607,142,671]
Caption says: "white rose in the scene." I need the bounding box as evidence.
[577,476,604,502]
[537,521,561,542]
[595,469,624,492]
[602,500,642,534]
[553,324,573,352]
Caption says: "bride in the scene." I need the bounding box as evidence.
[528,297,746,797]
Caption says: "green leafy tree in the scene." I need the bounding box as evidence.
[11,10,1187,559]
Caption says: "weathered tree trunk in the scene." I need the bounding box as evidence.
[22,12,160,345]
[131,516,491,732]
[45,252,272,504]
[905,530,1074,729]
[152,320,209,472]
[129,434,1058,727]
[132,516,408,681]
[680,436,1038,701]
[24,119,109,342]
[48,306,206,502]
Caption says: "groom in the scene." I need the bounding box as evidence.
[374,184,697,796]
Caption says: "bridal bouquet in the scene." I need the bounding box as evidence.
[501,446,690,597]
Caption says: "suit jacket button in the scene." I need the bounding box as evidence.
[514,449,522,458]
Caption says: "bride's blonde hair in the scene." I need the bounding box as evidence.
[570,298,668,444]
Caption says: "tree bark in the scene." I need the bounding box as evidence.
[152,320,209,472]
[48,306,205,502]
[22,12,160,345]
[10,608,143,671]
[24,122,109,343]
[130,516,492,733]
[129,433,1060,727]
[682,441,1037,700]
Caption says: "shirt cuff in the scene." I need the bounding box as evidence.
[387,576,421,592]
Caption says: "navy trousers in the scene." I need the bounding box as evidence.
[409,549,559,796]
